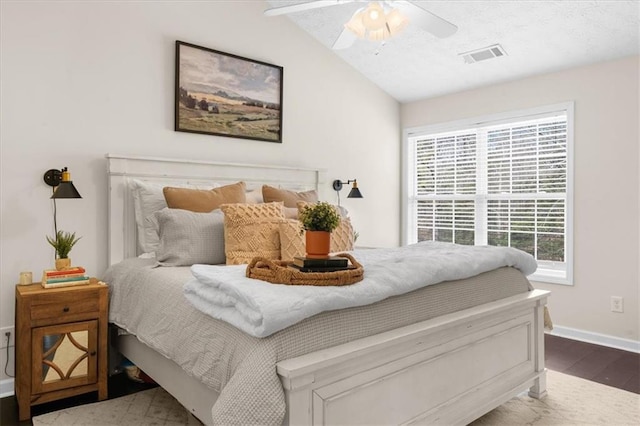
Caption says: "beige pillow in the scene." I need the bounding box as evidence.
[262,185,318,208]
[221,202,285,265]
[163,181,246,213]
[279,220,305,262]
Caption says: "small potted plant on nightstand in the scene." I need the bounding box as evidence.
[46,230,81,270]
[299,202,340,259]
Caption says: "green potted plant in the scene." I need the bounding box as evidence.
[298,202,340,258]
[46,230,81,270]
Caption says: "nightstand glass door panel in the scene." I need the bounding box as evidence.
[31,320,98,394]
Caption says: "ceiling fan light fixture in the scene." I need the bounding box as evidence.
[265,0,458,51]
[345,2,409,42]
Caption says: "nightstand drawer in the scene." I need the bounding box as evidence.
[30,297,99,321]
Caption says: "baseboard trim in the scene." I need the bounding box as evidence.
[548,326,640,353]
[0,378,14,398]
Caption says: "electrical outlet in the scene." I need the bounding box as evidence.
[0,326,15,349]
[611,296,624,313]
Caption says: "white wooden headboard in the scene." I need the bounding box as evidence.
[107,154,326,265]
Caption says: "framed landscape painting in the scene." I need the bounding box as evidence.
[175,41,283,143]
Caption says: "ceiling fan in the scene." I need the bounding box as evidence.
[264,0,458,49]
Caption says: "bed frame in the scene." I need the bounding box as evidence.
[107,154,549,425]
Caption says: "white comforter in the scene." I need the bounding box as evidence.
[184,241,537,338]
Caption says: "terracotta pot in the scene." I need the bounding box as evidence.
[55,258,71,271]
[305,231,331,259]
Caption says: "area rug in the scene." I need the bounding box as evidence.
[32,387,202,426]
[32,370,639,425]
[470,370,639,425]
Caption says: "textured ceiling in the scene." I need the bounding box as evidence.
[265,0,640,102]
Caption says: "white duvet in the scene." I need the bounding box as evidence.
[184,241,537,338]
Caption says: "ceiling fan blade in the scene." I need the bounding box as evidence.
[332,27,358,49]
[264,0,355,17]
[395,1,458,38]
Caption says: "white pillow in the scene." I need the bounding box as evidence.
[245,189,264,204]
[130,179,219,254]
[155,208,226,266]
[337,205,349,218]
[130,179,167,254]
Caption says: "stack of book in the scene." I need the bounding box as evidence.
[289,256,355,273]
[41,266,90,288]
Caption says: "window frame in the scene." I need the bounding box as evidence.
[402,102,575,285]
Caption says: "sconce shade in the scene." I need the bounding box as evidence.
[44,168,82,199]
[51,181,82,199]
[347,186,363,199]
[347,180,363,198]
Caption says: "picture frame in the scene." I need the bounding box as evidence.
[175,41,283,143]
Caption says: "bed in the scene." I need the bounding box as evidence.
[105,154,549,425]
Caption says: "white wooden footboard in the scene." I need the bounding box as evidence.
[278,289,549,426]
[115,289,547,426]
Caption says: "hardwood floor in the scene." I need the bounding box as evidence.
[1,334,638,425]
[545,334,640,393]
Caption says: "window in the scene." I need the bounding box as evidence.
[403,103,574,284]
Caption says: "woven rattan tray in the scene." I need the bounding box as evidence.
[246,253,363,286]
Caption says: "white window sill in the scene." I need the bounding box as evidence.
[529,270,572,286]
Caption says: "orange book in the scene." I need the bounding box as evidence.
[44,266,85,277]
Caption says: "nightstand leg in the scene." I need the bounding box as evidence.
[98,383,107,400]
[17,394,31,421]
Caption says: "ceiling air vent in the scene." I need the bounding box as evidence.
[459,44,507,64]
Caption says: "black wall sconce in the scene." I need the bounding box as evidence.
[44,167,82,199]
[332,179,363,205]
[43,167,82,238]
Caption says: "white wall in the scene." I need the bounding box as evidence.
[0,0,401,381]
[402,56,640,344]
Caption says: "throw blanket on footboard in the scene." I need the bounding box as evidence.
[184,241,538,338]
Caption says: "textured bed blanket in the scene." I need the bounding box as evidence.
[184,241,537,337]
[106,244,533,426]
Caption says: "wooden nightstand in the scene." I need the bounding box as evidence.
[15,280,108,421]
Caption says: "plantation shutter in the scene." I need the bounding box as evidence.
[414,130,477,245]
[407,105,571,283]
[485,117,567,262]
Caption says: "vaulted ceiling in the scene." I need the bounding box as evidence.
[265,1,640,102]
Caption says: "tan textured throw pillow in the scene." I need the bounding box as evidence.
[279,220,305,262]
[262,185,318,208]
[331,217,355,253]
[163,181,246,213]
[221,202,285,265]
